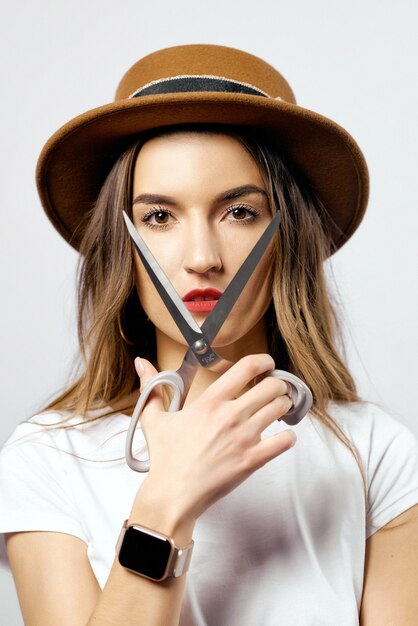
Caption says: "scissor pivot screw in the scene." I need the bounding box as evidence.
[193,339,209,355]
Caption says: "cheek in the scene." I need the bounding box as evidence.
[225,256,273,332]
[134,258,158,316]
[247,252,274,303]
[133,253,183,335]
[253,269,273,317]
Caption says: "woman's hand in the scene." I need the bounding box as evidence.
[132,354,296,526]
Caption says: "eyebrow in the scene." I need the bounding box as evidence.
[132,184,268,206]
[219,185,268,201]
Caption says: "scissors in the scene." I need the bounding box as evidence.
[123,210,313,472]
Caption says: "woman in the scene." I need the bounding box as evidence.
[1,44,417,626]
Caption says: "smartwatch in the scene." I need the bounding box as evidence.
[116,520,194,581]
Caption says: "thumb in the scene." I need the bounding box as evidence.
[134,357,165,414]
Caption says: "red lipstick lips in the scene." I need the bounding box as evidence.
[182,288,223,313]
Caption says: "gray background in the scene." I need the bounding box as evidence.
[1,0,417,622]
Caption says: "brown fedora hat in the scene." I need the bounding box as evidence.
[36,44,369,251]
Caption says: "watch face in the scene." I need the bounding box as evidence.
[119,526,173,580]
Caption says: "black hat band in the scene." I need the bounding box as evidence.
[129,74,272,99]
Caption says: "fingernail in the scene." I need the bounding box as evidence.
[135,357,144,373]
[286,430,297,447]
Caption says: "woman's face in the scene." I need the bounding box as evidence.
[131,131,274,359]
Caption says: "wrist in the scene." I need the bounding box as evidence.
[131,480,196,545]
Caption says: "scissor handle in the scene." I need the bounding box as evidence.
[126,368,311,472]
[126,370,185,472]
[263,369,313,426]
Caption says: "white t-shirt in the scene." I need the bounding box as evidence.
[0,402,417,625]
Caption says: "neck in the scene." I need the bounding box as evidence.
[155,316,270,405]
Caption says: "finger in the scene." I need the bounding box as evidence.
[234,375,290,419]
[250,394,294,433]
[134,357,165,414]
[206,354,276,402]
[251,429,297,468]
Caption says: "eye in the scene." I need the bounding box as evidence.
[141,207,175,229]
[151,210,170,225]
[225,204,259,223]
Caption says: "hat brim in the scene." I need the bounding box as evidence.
[36,91,369,251]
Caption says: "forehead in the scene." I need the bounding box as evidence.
[132,131,265,196]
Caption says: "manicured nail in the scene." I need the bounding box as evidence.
[135,357,144,373]
[286,429,297,447]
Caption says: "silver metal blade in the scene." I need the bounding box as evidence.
[123,212,203,345]
[200,210,281,343]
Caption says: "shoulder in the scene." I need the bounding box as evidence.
[298,401,417,469]
[1,408,131,463]
[326,401,418,488]
[328,399,412,430]
[0,409,132,543]
[325,402,418,536]
[327,401,417,455]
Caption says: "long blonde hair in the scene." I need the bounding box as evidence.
[44,125,361,474]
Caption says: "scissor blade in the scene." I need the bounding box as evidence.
[201,210,281,344]
[123,212,204,346]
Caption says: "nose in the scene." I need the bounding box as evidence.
[183,221,222,275]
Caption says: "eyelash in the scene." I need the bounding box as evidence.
[225,204,260,224]
[141,207,174,230]
[141,204,260,230]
